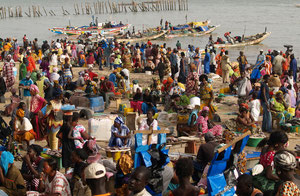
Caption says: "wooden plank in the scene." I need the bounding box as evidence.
[217,131,251,154]
[134,130,170,134]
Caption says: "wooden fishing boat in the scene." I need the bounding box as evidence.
[115,30,167,42]
[49,23,130,36]
[165,25,220,39]
[213,32,271,48]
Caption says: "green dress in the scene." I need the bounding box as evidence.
[19,63,27,81]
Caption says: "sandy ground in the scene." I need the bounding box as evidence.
[0,62,299,169]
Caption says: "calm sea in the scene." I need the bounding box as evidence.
[0,0,300,62]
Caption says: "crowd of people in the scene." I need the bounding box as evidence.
[0,35,299,196]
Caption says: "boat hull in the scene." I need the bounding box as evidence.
[213,32,271,48]
[116,30,167,42]
[49,24,130,36]
[165,25,219,39]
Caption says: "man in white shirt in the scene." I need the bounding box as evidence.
[129,166,152,196]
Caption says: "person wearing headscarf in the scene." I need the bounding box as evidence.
[3,54,15,90]
[50,67,60,83]
[14,108,36,148]
[185,63,199,96]
[0,151,26,195]
[45,86,63,150]
[108,117,132,147]
[115,154,134,196]
[199,74,216,119]
[162,77,173,93]
[273,150,300,195]
[20,144,44,191]
[30,84,47,141]
[177,104,199,136]
[253,131,288,192]
[236,104,259,134]
[270,90,292,127]
[197,106,223,136]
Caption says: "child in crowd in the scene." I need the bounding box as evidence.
[249,92,261,122]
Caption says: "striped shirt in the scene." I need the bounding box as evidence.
[45,171,71,196]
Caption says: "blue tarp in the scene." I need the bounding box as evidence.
[173,24,189,30]
[196,25,209,31]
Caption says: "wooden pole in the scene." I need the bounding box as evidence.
[186,0,188,10]
[81,3,84,14]
[108,0,112,13]
[76,4,80,14]
[62,6,65,15]
[43,6,47,16]
[32,6,35,17]
[38,6,42,16]
[99,1,101,14]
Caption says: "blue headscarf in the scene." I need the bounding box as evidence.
[0,151,14,175]
[114,116,124,125]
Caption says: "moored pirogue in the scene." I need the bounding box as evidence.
[114,30,167,42]
[213,32,271,48]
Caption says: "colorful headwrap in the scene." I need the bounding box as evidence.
[276,90,283,96]
[202,106,209,111]
[240,103,249,110]
[167,77,173,84]
[0,151,14,175]
[30,84,39,94]
[114,116,124,125]
[16,109,25,118]
[118,154,133,175]
[274,151,297,171]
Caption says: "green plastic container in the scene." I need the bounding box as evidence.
[246,137,264,147]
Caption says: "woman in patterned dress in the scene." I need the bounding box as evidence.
[30,84,47,140]
[199,74,216,119]
[69,112,92,149]
[185,63,199,96]
[45,88,63,150]
[3,55,15,90]
[274,150,300,196]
